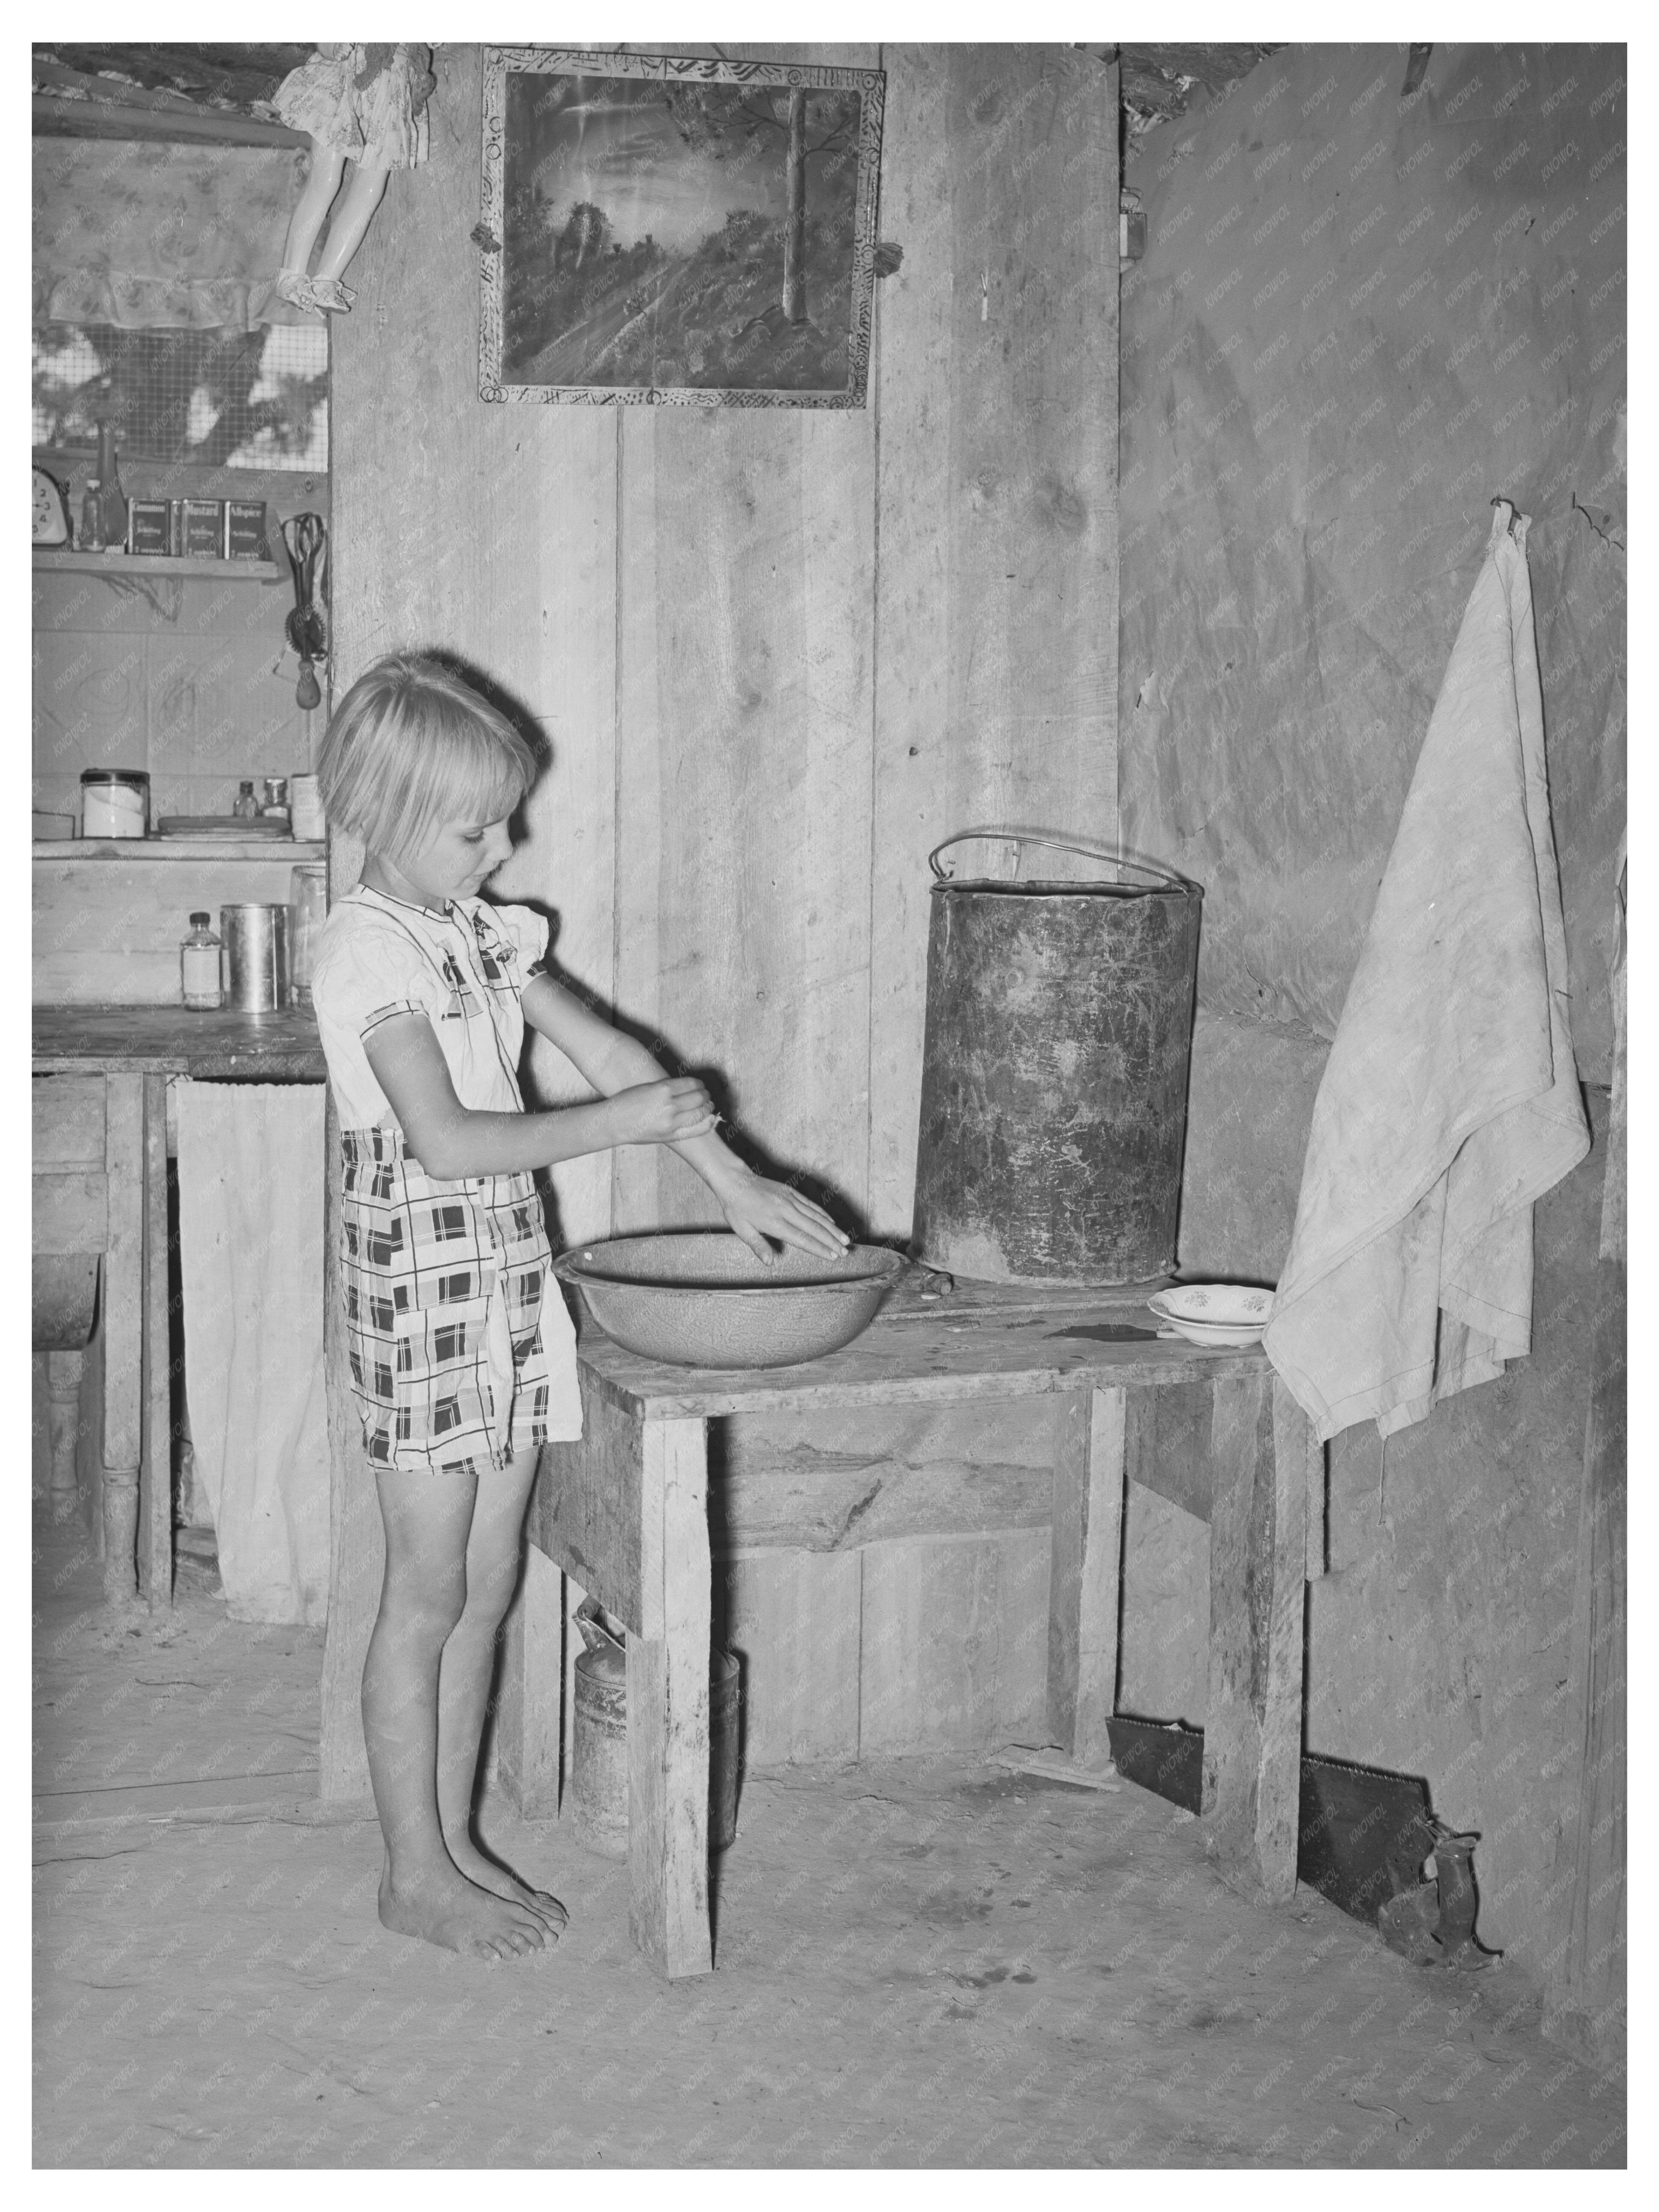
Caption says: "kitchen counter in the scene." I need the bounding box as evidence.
[32,1005,326,1081]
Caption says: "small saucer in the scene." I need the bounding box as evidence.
[1146,1282,1273,1348]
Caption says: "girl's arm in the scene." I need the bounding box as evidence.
[362,1009,717,1179]
[522,973,848,1262]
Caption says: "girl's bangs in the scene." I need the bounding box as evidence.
[396,716,530,856]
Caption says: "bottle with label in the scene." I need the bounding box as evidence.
[79,419,128,554]
[232,780,260,819]
[180,912,223,1010]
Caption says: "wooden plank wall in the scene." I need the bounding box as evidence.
[330,43,1120,1768]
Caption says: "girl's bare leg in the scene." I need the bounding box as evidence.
[436,1446,567,1929]
[364,1464,552,1961]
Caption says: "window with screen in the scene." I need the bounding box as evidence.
[32,321,328,472]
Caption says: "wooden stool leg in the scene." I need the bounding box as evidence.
[628,1415,713,1978]
[1047,1386,1127,1765]
[1203,1371,1307,1899]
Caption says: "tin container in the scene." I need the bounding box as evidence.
[911,833,1202,1286]
[570,1636,739,1861]
[220,903,291,1012]
[80,769,149,839]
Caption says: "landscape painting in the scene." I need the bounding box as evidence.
[480,50,885,408]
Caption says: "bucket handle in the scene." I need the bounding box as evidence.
[929,831,1191,890]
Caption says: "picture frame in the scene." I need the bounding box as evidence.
[480,48,886,409]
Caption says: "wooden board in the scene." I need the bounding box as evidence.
[32,1174,108,1255]
[575,1307,1270,1420]
[31,1076,104,1164]
[1124,1380,1214,1522]
[711,1396,1061,1551]
[318,1085,381,1802]
[535,1381,645,1632]
[1201,1373,1306,1900]
[720,1546,863,1766]
[608,36,879,1244]
[32,1005,324,1079]
[859,1527,1050,1755]
[627,1418,713,1976]
[495,1544,565,1819]
[867,44,1121,1238]
[138,1072,172,1607]
[100,1072,144,1602]
[1046,1388,1127,1768]
[615,407,877,1240]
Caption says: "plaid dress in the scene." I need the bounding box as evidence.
[311,886,582,1476]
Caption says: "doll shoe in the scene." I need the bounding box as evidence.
[274,269,323,314]
[308,275,357,314]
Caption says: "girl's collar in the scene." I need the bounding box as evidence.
[357,880,466,923]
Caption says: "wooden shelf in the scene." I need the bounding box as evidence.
[34,840,325,862]
[33,549,287,584]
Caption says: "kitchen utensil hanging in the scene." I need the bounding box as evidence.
[281,512,328,710]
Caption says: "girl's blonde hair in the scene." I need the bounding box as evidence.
[318,653,538,865]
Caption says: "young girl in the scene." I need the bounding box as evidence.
[311,654,847,1964]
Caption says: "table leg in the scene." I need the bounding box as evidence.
[627,1414,713,1978]
[1047,1387,1127,1768]
[1203,1371,1308,1900]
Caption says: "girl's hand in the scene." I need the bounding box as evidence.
[721,1175,850,1264]
[607,1077,719,1148]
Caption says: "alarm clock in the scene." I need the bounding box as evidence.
[32,464,72,546]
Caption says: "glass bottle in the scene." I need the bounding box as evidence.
[289,863,328,1007]
[80,419,128,553]
[232,780,260,819]
[262,775,290,824]
[180,912,223,1010]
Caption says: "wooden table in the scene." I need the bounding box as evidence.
[528,1290,1321,1979]
[32,1007,325,1604]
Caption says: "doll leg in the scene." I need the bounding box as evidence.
[312,156,392,282]
[277,142,348,284]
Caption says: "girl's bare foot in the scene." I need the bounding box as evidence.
[447,1839,569,1934]
[378,1859,554,1961]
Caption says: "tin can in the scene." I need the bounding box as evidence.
[911,834,1202,1285]
[220,903,291,1012]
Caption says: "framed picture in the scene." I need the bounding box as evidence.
[480,48,886,408]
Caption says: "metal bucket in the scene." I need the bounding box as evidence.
[570,1640,741,1860]
[910,833,1202,1286]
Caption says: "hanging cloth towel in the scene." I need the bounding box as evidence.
[175,1082,330,1623]
[1262,503,1589,1442]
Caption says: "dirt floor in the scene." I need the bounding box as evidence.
[33,1519,1625,2170]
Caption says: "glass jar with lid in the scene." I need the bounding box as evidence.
[80,769,149,840]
